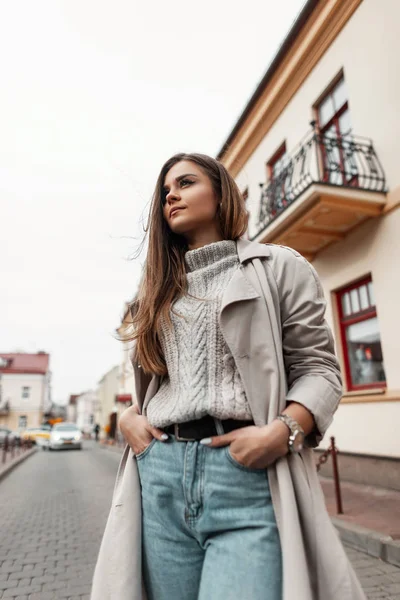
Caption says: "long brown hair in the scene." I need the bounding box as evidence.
[127,152,248,375]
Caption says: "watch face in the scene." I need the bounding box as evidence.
[291,431,305,452]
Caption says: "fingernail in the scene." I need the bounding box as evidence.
[200,438,212,445]
[161,433,169,441]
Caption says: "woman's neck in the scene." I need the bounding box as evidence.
[186,227,224,251]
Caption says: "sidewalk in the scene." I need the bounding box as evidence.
[0,446,37,482]
[321,476,400,566]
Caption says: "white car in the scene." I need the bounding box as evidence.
[49,423,82,450]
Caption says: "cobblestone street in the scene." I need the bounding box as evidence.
[0,442,399,599]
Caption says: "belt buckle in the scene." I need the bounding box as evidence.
[174,423,195,442]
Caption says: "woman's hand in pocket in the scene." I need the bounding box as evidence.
[119,405,168,455]
[200,421,289,469]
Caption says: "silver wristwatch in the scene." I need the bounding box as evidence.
[276,414,305,453]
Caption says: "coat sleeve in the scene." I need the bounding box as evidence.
[274,247,343,446]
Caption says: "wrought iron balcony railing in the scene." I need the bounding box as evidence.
[255,126,386,238]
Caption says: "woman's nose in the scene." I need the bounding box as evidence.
[166,189,180,204]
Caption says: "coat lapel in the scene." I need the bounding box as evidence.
[219,242,279,426]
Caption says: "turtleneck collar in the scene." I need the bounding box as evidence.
[185,240,237,273]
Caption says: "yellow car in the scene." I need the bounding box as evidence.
[21,425,52,445]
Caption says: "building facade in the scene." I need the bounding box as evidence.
[97,320,136,440]
[218,0,400,459]
[66,394,79,424]
[0,352,51,430]
[97,365,120,437]
[76,389,99,434]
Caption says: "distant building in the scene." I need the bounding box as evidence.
[97,365,119,437]
[95,307,136,440]
[66,394,79,423]
[0,351,51,430]
[76,389,99,434]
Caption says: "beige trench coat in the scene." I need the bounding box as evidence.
[91,239,366,600]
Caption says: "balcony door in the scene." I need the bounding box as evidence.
[317,76,358,186]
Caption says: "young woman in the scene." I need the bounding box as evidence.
[91,153,366,600]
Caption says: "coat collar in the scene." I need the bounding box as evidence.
[236,238,271,264]
[219,239,269,313]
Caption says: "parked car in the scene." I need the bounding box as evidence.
[0,427,18,447]
[21,425,52,445]
[49,423,82,451]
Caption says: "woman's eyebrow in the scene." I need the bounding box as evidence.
[163,174,198,191]
[175,173,198,182]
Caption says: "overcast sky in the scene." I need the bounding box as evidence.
[1,0,305,405]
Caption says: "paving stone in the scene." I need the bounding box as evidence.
[2,585,41,597]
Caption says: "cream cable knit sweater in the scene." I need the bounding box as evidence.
[146,240,252,427]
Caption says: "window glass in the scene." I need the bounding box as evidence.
[22,386,30,399]
[319,95,335,128]
[338,109,352,136]
[350,289,360,313]
[18,416,27,428]
[359,285,369,311]
[345,317,386,386]
[341,292,351,316]
[368,281,375,306]
[271,153,287,178]
[332,78,348,111]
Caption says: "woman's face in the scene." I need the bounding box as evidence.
[162,160,220,239]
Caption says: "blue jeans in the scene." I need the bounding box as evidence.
[137,435,282,600]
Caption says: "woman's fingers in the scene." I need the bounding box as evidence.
[148,426,169,441]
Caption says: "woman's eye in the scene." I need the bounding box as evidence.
[180,179,193,188]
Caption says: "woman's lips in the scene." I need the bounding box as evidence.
[170,207,185,218]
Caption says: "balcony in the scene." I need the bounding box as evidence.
[253,126,387,261]
[0,401,10,416]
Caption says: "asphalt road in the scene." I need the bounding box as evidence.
[0,441,399,600]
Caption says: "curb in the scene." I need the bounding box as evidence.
[0,447,37,482]
[332,517,400,568]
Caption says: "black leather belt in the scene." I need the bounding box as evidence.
[164,415,254,442]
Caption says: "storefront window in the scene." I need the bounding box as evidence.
[337,277,386,391]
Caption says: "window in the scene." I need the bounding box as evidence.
[22,386,30,399]
[318,77,351,135]
[266,142,288,218]
[18,415,27,428]
[316,75,358,186]
[337,277,386,391]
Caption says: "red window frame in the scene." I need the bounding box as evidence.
[336,276,386,392]
[316,76,357,186]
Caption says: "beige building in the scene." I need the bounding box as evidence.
[66,394,79,424]
[76,389,99,434]
[97,351,135,439]
[218,0,400,460]
[97,365,120,435]
[0,352,51,430]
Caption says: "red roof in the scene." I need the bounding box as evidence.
[0,352,49,375]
